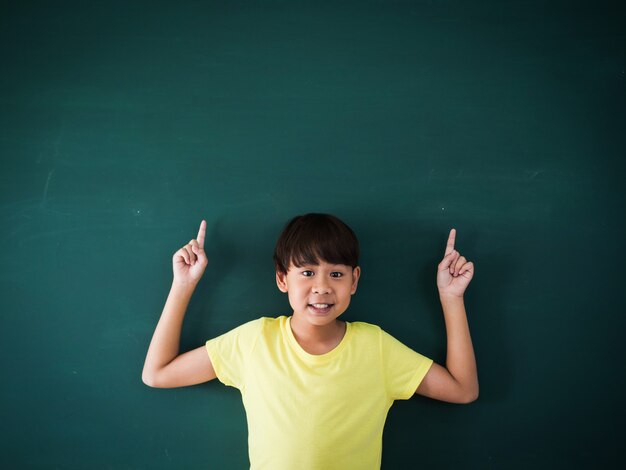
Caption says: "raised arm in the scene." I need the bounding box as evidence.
[142,220,217,388]
[415,228,479,404]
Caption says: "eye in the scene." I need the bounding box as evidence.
[301,270,314,277]
[330,272,343,278]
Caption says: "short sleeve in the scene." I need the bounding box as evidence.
[205,318,263,391]
[380,329,433,401]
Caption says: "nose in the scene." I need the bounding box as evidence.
[312,279,331,294]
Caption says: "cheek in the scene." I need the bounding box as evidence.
[290,289,307,301]
[340,285,354,298]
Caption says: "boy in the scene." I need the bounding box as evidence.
[142,213,478,469]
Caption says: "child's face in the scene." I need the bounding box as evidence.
[276,259,361,327]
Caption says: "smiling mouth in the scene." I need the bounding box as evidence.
[307,303,335,314]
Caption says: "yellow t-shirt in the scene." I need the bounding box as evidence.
[205,316,433,470]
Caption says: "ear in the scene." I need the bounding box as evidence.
[350,266,361,295]
[276,271,288,293]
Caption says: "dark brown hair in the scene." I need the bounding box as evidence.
[273,213,360,275]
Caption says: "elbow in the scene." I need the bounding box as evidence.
[461,386,479,404]
[463,391,479,404]
[142,372,155,387]
[142,369,161,388]
[452,378,479,404]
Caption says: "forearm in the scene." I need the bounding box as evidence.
[439,295,479,399]
[142,280,197,380]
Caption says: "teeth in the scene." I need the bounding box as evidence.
[311,303,330,308]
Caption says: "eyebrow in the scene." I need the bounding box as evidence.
[300,263,347,269]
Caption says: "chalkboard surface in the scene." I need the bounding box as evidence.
[1,1,624,468]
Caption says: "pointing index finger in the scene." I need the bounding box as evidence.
[445,228,456,255]
[197,220,206,248]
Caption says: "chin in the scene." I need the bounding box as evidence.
[306,309,344,325]
[293,310,328,321]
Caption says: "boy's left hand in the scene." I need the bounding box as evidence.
[437,228,474,299]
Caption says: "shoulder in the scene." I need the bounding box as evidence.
[256,315,287,330]
[240,315,290,339]
[235,315,285,328]
[350,320,382,332]
[350,322,416,352]
[235,317,266,332]
[349,321,383,343]
[209,317,267,342]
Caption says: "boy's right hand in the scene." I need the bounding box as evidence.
[172,220,208,285]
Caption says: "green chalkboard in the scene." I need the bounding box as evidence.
[1,0,624,468]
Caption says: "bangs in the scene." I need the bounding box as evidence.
[273,214,359,274]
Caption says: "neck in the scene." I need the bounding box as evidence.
[289,314,345,344]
